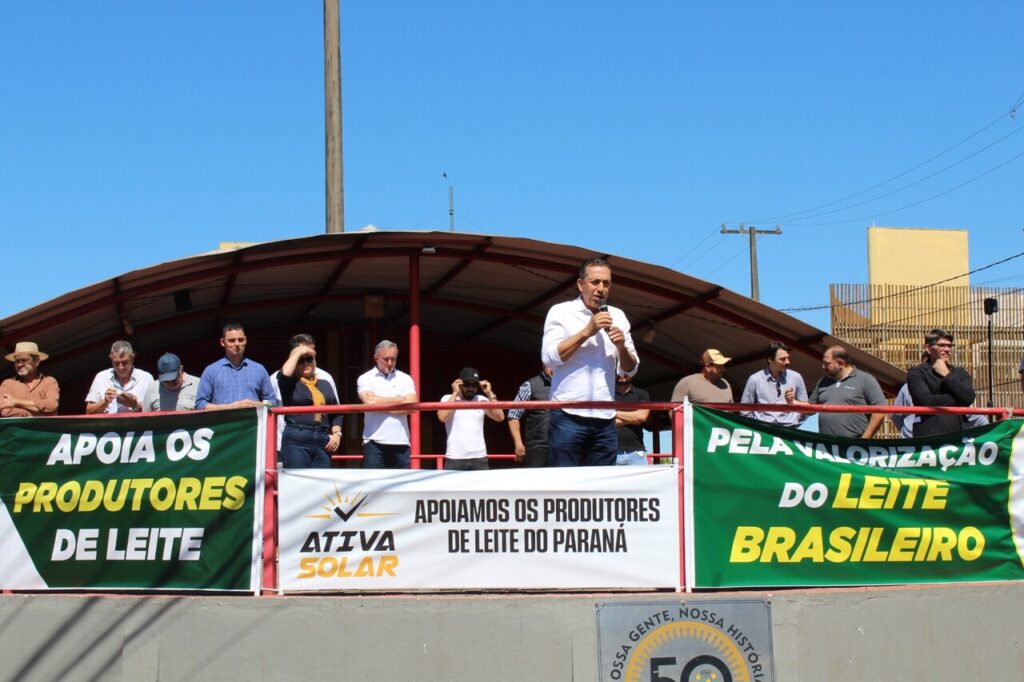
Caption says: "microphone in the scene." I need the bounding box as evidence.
[598,298,608,313]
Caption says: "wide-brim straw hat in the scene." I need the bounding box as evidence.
[5,342,49,362]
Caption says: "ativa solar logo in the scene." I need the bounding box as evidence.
[295,484,400,580]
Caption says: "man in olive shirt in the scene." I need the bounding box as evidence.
[671,349,733,404]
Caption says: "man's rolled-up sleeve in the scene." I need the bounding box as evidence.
[541,309,567,368]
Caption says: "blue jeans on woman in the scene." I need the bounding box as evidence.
[281,425,332,469]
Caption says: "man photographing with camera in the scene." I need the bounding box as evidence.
[438,367,504,471]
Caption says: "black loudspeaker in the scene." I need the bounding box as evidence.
[984,298,998,315]
[174,290,193,313]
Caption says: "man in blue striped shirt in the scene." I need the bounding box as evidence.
[739,342,808,427]
[195,323,277,410]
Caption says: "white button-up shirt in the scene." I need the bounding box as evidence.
[541,297,638,419]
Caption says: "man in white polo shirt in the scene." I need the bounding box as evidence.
[438,367,505,471]
[357,340,417,468]
[541,257,638,466]
[85,340,155,414]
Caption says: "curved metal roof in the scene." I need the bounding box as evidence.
[0,230,905,402]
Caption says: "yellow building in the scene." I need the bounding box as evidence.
[832,226,1022,409]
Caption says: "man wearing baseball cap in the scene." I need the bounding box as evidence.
[670,349,734,404]
[144,353,200,411]
[437,367,504,470]
[0,341,59,417]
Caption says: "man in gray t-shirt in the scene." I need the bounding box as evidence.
[798,345,886,438]
[145,353,199,412]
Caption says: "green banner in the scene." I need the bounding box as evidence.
[686,405,1024,588]
[0,409,262,591]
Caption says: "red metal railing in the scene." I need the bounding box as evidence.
[260,400,1016,594]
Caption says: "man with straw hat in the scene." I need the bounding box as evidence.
[0,341,59,417]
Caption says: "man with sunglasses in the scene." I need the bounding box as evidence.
[907,328,976,437]
[438,367,504,471]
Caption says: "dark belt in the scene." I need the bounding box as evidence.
[285,422,331,433]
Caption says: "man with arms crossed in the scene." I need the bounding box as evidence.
[0,341,59,417]
[357,340,417,469]
[614,372,650,465]
[542,257,638,466]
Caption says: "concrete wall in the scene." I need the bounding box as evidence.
[1,583,1022,681]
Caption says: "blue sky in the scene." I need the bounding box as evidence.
[2,0,1022,331]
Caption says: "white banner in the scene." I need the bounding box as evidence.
[278,466,680,591]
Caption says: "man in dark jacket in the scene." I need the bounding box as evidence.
[907,328,976,437]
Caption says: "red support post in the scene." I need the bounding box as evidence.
[261,408,278,595]
[673,405,686,592]
[409,254,422,469]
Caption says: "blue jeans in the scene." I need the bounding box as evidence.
[548,409,617,466]
[362,441,410,469]
[616,450,649,466]
[280,426,332,469]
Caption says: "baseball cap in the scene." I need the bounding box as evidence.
[704,349,731,365]
[157,353,183,382]
[459,367,480,383]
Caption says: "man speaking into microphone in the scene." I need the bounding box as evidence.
[541,257,639,466]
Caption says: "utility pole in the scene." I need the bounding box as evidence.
[449,184,455,231]
[443,172,454,231]
[720,224,781,301]
[324,0,344,233]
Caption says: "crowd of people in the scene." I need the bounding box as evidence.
[0,258,991,470]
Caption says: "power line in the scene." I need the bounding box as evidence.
[674,234,728,273]
[781,126,1024,223]
[784,146,1024,228]
[856,285,1024,331]
[700,241,749,279]
[741,102,1021,224]
[780,249,1024,313]
[668,227,721,269]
